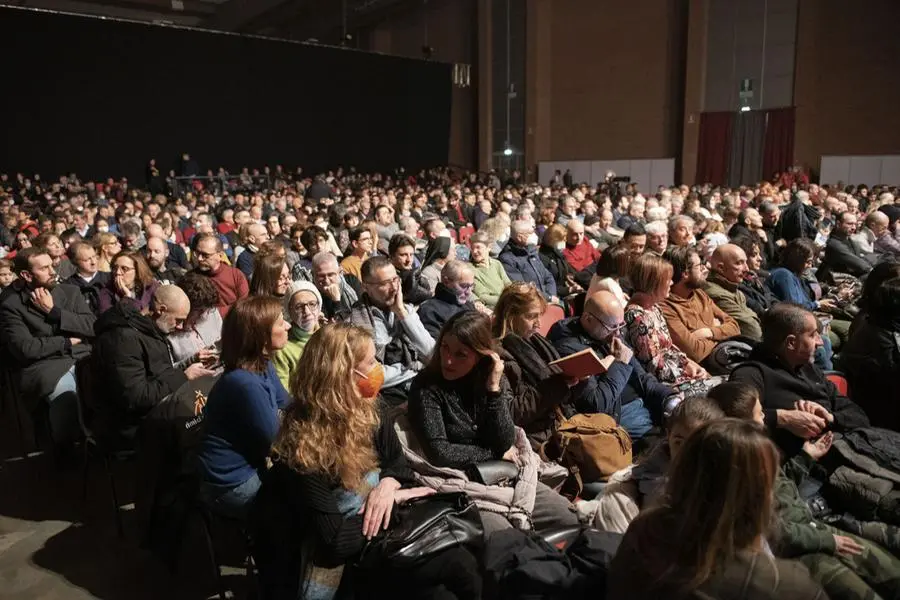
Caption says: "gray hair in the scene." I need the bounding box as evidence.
[311,251,338,271]
[441,260,474,283]
[511,219,533,236]
[668,215,695,233]
[646,207,668,223]
[645,220,668,235]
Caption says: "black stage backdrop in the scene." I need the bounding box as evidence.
[0,8,452,183]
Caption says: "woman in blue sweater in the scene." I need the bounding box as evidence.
[765,238,840,367]
[197,295,291,518]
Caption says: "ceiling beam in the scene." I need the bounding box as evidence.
[201,0,302,32]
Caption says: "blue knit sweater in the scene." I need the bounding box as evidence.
[197,362,290,492]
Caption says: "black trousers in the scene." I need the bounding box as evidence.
[346,546,482,600]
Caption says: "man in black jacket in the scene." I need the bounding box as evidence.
[417,261,478,339]
[0,247,96,442]
[547,290,673,440]
[780,191,820,242]
[92,284,213,444]
[730,303,870,458]
[389,233,431,306]
[819,211,873,281]
[63,241,109,315]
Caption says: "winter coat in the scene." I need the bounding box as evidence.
[538,246,575,298]
[837,316,900,431]
[547,317,672,424]
[92,301,187,439]
[498,242,557,300]
[740,272,778,317]
[730,346,870,458]
[416,283,475,339]
[499,333,572,447]
[0,281,96,405]
[820,231,873,280]
[64,271,110,315]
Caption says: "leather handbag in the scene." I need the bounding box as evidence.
[357,492,483,568]
[465,460,519,486]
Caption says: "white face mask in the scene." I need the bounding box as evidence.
[527,233,539,247]
[497,229,510,244]
[555,241,566,251]
[98,226,109,233]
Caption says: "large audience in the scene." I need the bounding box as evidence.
[3,165,900,598]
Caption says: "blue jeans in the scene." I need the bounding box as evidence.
[200,472,261,520]
[814,335,833,371]
[619,399,653,440]
[45,366,80,444]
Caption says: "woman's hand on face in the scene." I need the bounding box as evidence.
[359,477,401,539]
[115,275,134,298]
[486,352,504,393]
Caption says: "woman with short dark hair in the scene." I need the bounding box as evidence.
[196,295,291,518]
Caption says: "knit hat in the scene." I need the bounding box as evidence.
[284,280,322,321]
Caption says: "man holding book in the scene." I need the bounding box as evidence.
[548,290,673,440]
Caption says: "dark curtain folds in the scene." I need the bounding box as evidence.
[727,110,767,187]
[695,112,734,185]
[762,107,796,182]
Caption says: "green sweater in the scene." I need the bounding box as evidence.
[273,327,313,391]
[704,272,762,341]
[472,258,511,308]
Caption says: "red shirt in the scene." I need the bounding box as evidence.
[563,239,600,272]
[207,264,249,316]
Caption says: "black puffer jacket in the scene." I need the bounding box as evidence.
[837,317,900,431]
[538,245,574,298]
[416,283,475,339]
[92,302,187,439]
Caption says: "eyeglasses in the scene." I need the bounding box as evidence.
[366,276,400,288]
[195,250,219,259]
[585,311,624,333]
[689,262,708,272]
[291,301,319,313]
[456,282,474,290]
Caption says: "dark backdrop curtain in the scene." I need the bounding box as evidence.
[727,110,767,187]
[695,111,734,185]
[762,107,796,182]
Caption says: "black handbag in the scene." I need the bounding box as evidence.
[465,460,519,486]
[357,492,483,569]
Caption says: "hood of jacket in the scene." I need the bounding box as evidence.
[94,300,163,340]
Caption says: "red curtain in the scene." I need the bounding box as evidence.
[762,107,796,182]
[695,111,734,185]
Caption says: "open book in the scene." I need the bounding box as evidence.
[548,348,616,379]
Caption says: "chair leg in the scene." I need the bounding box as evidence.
[102,454,125,539]
[199,510,228,600]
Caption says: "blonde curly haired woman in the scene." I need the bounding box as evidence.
[252,323,482,600]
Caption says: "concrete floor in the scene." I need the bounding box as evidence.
[0,414,250,600]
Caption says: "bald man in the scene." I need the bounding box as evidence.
[93,284,213,442]
[548,290,673,440]
[145,222,189,269]
[235,222,270,280]
[704,244,762,341]
[563,219,600,282]
[866,210,900,258]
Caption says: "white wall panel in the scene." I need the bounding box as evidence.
[820,155,900,186]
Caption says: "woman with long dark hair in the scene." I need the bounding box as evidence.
[249,252,291,298]
[608,419,825,599]
[408,311,580,535]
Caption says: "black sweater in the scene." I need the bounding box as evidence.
[250,419,416,599]
[408,370,516,469]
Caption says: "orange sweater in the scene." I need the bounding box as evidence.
[659,289,740,362]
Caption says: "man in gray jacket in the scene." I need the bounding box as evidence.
[349,256,434,404]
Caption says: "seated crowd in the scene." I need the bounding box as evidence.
[4,165,900,599]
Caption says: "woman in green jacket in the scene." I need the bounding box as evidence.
[273,281,322,390]
[470,232,511,308]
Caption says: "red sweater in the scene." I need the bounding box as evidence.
[563,239,600,272]
[207,264,249,316]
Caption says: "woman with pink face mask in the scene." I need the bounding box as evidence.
[273,281,323,390]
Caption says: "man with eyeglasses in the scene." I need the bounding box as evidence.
[349,256,434,404]
[192,233,249,317]
[93,284,214,446]
[548,290,674,441]
[416,260,480,339]
[311,251,359,321]
[661,246,740,370]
